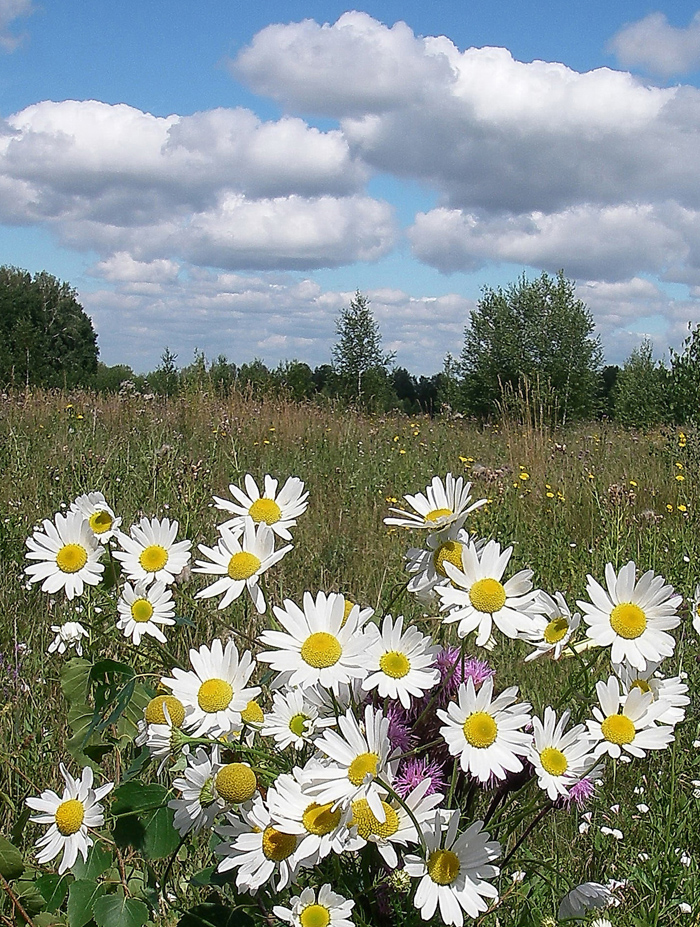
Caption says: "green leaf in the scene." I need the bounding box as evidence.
[16,879,46,916]
[112,782,180,859]
[36,873,73,913]
[112,782,169,815]
[0,835,25,880]
[60,657,92,705]
[177,904,254,927]
[116,681,153,747]
[93,891,148,927]
[67,879,106,927]
[70,842,113,881]
[32,913,68,927]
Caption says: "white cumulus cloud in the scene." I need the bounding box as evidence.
[609,11,700,77]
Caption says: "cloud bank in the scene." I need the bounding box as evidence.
[609,11,700,77]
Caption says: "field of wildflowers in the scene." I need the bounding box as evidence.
[0,389,698,927]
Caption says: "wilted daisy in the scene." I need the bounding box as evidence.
[257,591,369,693]
[437,540,541,647]
[116,579,175,644]
[47,621,89,657]
[273,883,355,927]
[362,614,440,709]
[261,688,334,751]
[25,511,104,600]
[195,519,290,614]
[169,747,226,836]
[693,583,700,637]
[614,660,689,727]
[404,811,500,926]
[70,491,121,543]
[161,639,260,738]
[523,591,581,661]
[438,676,532,783]
[26,764,113,874]
[405,524,485,603]
[558,882,612,920]
[384,473,486,531]
[587,676,674,760]
[135,693,188,748]
[213,473,309,541]
[578,562,681,671]
[114,516,191,586]
[529,708,597,802]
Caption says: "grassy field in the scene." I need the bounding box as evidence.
[1,389,699,926]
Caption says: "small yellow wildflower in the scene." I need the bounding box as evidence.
[519,472,530,481]
[676,474,685,482]
[546,491,554,498]
[678,504,688,512]
[679,432,687,447]
[399,449,406,455]
[629,480,637,487]
[676,462,684,470]
[666,504,674,512]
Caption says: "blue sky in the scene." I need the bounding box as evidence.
[2,1,700,373]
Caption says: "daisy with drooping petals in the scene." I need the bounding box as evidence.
[436,540,542,647]
[114,516,191,586]
[384,473,486,531]
[529,707,597,802]
[117,579,175,644]
[26,764,113,874]
[404,811,500,927]
[362,614,440,709]
[169,747,225,836]
[257,591,369,693]
[70,491,121,543]
[213,473,309,541]
[273,883,355,927]
[135,694,188,747]
[613,660,689,727]
[261,688,334,751]
[47,621,89,657]
[161,639,260,738]
[523,591,581,661]
[405,524,486,604]
[692,583,700,637]
[25,511,104,600]
[558,882,612,920]
[578,561,681,671]
[438,676,532,783]
[194,519,290,614]
[586,675,674,760]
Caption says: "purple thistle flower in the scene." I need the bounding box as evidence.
[394,756,447,798]
[435,647,494,703]
[562,776,596,810]
[385,702,414,753]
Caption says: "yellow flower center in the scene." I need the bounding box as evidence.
[300,905,331,927]
[379,650,411,679]
[427,848,461,885]
[347,751,379,786]
[341,598,355,627]
[539,746,569,776]
[630,678,651,694]
[302,801,341,836]
[248,497,282,525]
[610,602,647,639]
[300,632,342,668]
[433,541,465,578]
[89,510,113,534]
[468,578,507,614]
[424,507,453,523]
[144,694,186,727]
[543,616,569,644]
[350,799,399,840]
[139,544,169,573]
[131,598,154,623]
[241,700,264,724]
[197,678,233,713]
[463,711,498,748]
[56,543,88,574]
[54,798,85,836]
[289,713,309,737]
[227,551,261,581]
[261,825,297,861]
[215,763,257,803]
[601,713,636,745]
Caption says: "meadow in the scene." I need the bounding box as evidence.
[0,388,698,926]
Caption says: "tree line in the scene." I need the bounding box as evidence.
[1,263,698,426]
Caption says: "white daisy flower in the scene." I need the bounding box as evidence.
[558,882,612,920]
[194,519,291,614]
[404,811,500,927]
[613,660,689,727]
[257,591,370,693]
[113,516,191,586]
[69,491,121,543]
[523,591,581,661]
[25,511,104,600]
[215,794,300,893]
[384,473,486,531]
[47,621,89,657]
[135,694,188,748]
[273,883,355,927]
[261,688,334,751]
[586,676,674,760]
[529,707,597,802]
[304,704,399,823]
[578,562,681,671]
[26,765,113,874]
[438,676,532,783]
[405,524,485,604]
[692,583,700,637]
[361,614,440,709]
[117,579,175,645]
[169,747,225,836]
[213,473,309,541]
[436,540,542,647]
[161,639,260,738]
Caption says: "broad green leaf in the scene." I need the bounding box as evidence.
[36,873,73,913]
[67,879,106,927]
[112,782,179,859]
[93,891,149,927]
[116,681,153,746]
[0,835,25,880]
[70,842,113,881]
[16,879,46,915]
[177,904,254,927]
[112,782,169,815]
[60,657,92,705]
[32,913,68,927]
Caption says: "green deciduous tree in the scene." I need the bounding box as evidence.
[0,266,99,388]
[613,339,668,427]
[668,322,700,425]
[331,291,395,404]
[459,271,603,422]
